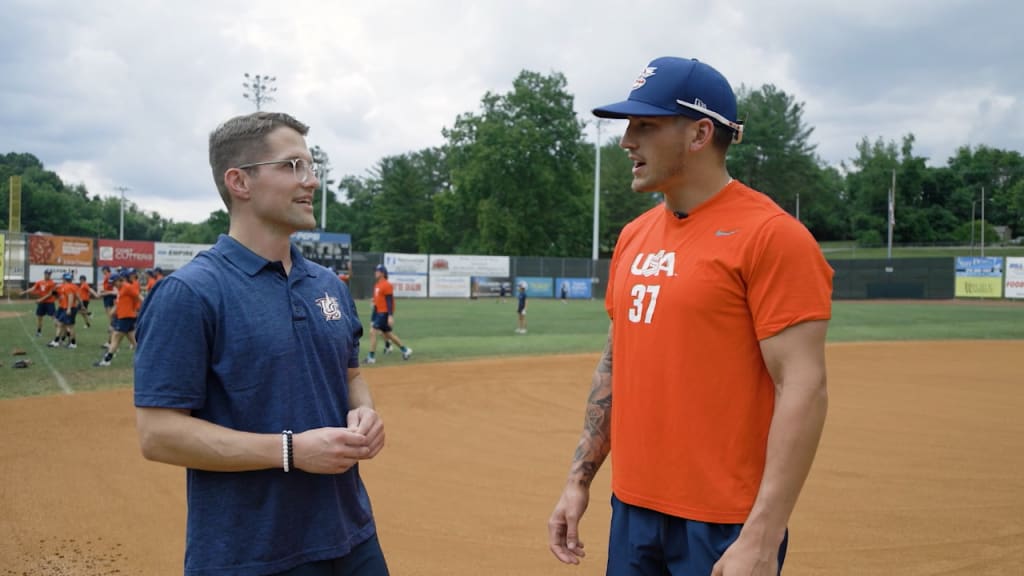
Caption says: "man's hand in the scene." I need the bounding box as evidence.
[547,483,590,564]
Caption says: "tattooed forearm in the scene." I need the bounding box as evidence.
[568,329,613,487]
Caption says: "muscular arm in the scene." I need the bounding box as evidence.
[548,322,614,564]
[568,323,614,487]
[716,319,829,572]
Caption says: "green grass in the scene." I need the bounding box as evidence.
[819,241,1024,260]
[2,297,1022,399]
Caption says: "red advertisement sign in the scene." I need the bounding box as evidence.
[97,239,155,268]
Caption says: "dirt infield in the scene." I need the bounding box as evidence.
[2,341,1023,575]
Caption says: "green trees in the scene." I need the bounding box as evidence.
[2,74,1022,253]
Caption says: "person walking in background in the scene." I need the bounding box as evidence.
[547,56,833,576]
[515,281,528,334]
[95,268,141,366]
[19,268,56,337]
[78,274,99,328]
[366,264,411,364]
[133,111,389,576]
[560,281,568,304]
[48,272,81,348]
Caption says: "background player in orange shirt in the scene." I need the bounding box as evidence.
[48,272,82,348]
[365,264,411,364]
[95,268,142,366]
[19,268,57,337]
[78,274,99,328]
[548,57,833,576]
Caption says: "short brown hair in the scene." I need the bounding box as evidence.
[208,112,309,209]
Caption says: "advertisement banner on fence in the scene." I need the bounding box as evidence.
[384,252,429,275]
[429,254,509,277]
[98,239,155,269]
[1005,257,1024,299]
[390,273,428,298]
[429,275,471,298]
[954,256,1003,298]
[555,277,593,300]
[516,276,554,298]
[471,276,511,298]
[0,233,5,294]
[28,234,93,266]
[154,242,212,270]
[27,264,94,284]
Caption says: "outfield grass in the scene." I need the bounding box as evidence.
[1,297,1022,399]
[820,241,1024,260]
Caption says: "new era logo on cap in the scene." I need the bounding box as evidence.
[594,57,744,142]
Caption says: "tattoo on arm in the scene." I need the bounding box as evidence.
[570,331,613,487]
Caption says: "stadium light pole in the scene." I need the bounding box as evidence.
[980,186,985,258]
[592,119,604,263]
[114,185,130,240]
[243,73,277,111]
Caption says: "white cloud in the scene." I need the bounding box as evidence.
[2,0,1022,223]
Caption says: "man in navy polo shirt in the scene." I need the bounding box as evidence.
[134,111,389,576]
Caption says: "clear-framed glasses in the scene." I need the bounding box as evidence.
[236,157,320,184]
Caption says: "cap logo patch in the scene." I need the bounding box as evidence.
[631,66,657,90]
[315,292,342,321]
[693,98,707,109]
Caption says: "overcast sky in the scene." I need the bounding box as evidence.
[2,0,1022,224]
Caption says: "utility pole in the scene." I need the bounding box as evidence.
[591,119,604,262]
[886,169,896,260]
[114,185,130,240]
[981,186,985,257]
[243,73,277,111]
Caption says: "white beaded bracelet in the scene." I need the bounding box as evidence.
[282,430,291,472]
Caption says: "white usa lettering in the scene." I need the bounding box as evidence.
[629,251,676,277]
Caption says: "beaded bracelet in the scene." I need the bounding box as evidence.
[282,430,293,472]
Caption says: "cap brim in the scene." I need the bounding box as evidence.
[593,100,681,119]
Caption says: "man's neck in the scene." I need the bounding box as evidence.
[228,220,294,274]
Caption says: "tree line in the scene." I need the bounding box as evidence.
[2,70,1022,255]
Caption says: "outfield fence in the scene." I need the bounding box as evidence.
[2,231,1022,301]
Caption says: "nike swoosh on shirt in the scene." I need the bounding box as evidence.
[715,229,739,237]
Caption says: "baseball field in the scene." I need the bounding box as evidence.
[1,298,1022,575]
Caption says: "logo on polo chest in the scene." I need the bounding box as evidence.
[315,292,342,321]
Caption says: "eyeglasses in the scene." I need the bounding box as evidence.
[236,157,320,184]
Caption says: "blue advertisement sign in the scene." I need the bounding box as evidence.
[555,277,593,299]
[515,276,554,298]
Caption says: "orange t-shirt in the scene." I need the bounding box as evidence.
[57,283,78,309]
[78,281,92,302]
[605,180,833,524]
[32,279,57,303]
[115,281,141,319]
[372,278,394,314]
[102,272,113,292]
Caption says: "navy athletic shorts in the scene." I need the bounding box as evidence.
[607,493,788,575]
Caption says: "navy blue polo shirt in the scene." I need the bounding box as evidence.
[134,235,375,576]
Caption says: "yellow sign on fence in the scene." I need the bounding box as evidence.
[0,232,6,295]
[9,175,22,233]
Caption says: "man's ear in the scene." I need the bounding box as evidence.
[690,118,715,152]
[224,168,252,202]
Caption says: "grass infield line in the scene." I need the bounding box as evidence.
[14,313,73,395]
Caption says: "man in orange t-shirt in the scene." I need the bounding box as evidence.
[78,275,99,328]
[364,264,411,364]
[95,268,142,367]
[548,57,833,576]
[19,269,57,337]
[48,273,82,348]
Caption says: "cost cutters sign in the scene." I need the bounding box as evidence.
[97,240,155,268]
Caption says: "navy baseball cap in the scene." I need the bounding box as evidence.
[375,264,387,274]
[593,57,743,142]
